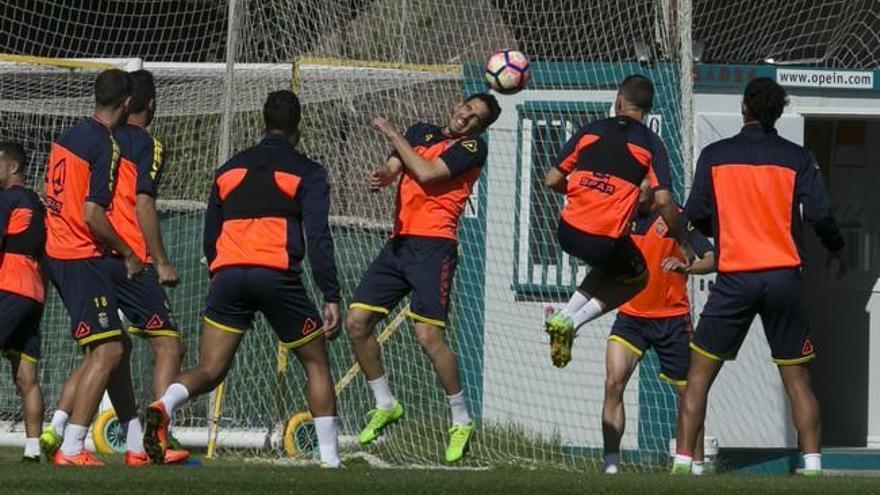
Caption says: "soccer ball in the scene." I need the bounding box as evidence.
[484,49,530,94]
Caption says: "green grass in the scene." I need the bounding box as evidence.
[1,449,878,495]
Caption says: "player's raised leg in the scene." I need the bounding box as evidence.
[8,352,43,462]
[545,232,648,368]
[146,319,242,464]
[601,336,641,474]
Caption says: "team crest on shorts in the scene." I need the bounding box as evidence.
[802,339,814,356]
[75,322,91,339]
[301,317,319,335]
[146,314,165,330]
[98,312,110,329]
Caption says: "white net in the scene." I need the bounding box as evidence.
[0,0,876,471]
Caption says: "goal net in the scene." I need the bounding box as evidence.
[0,0,876,471]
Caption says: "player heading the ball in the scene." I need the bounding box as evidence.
[346,93,501,463]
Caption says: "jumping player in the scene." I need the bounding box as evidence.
[344,93,501,462]
[543,74,690,368]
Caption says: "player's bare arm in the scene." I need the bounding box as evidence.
[369,156,404,191]
[83,200,143,278]
[662,251,716,275]
[544,167,567,194]
[135,193,179,287]
[371,117,452,184]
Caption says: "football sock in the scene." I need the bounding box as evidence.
[159,383,190,417]
[51,409,69,436]
[368,375,396,410]
[804,453,822,471]
[60,424,88,456]
[447,391,472,426]
[313,416,340,467]
[571,299,605,330]
[126,418,145,454]
[24,438,40,458]
[560,290,589,317]
[604,452,620,474]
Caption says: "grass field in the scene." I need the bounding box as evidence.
[1,449,878,494]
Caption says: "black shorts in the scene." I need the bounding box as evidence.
[0,292,42,363]
[47,257,124,346]
[692,269,814,365]
[558,220,646,281]
[104,258,179,339]
[351,236,458,328]
[204,267,323,349]
[610,312,692,385]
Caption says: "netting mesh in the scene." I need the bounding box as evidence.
[0,0,877,470]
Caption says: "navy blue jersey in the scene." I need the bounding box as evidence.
[553,115,672,238]
[685,123,844,272]
[203,134,340,302]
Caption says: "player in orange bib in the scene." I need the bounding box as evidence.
[601,184,714,474]
[543,75,691,368]
[345,93,501,462]
[42,69,152,467]
[0,142,47,462]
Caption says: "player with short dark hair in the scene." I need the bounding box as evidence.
[673,77,846,476]
[601,182,713,474]
[345,92,500,463]
[0,142,47,462]
[144,90,342,467]
[107,70,187,459]
[42,68,147,467]
[543,74,690,368]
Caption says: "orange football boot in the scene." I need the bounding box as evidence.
[143,401,170,464]
[53,450,105,467]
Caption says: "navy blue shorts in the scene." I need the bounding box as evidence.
[0,292,42,363]
[204,267,323,349]
[351,236,457,328]
[692,269,814,365]
[610,312,692,384]
[104,257,179,339]
[558,220,646,281]
[47,257,125,347]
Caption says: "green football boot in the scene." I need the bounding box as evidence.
[544,309,575,368]
[445,421,475,463]
[358,401,404,445]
